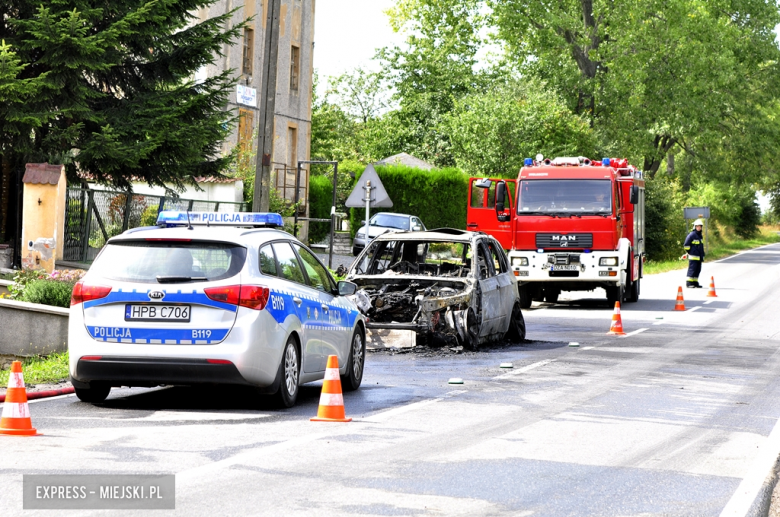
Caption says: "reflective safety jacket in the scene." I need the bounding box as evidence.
[684,230,705,261]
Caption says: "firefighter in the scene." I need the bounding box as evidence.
[683,219,705,288]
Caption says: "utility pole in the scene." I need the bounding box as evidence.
[252,0,282,212]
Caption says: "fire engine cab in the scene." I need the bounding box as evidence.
[468,156,646,308]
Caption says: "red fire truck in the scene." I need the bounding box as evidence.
[468,156,646,308]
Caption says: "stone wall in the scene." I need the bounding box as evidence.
[0,298,69,356]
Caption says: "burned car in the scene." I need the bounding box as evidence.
[346,229,525,348]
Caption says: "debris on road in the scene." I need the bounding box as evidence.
[448,378,464,385]
[500,362,514,368]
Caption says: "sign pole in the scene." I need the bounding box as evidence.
[365,180,372,241]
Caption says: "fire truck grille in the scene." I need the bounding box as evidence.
[536,233,593,249]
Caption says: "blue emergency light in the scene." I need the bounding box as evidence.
[602,158,611,167]
[156,211,283,228]
[524,158,534,166]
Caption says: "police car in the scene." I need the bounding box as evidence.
[68,211,366,407]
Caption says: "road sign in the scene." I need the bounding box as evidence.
[683,207,710,219]
[345,164,393,208]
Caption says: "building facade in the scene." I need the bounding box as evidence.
[196,0,315,214]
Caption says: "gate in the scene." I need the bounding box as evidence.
[63,188,248,263]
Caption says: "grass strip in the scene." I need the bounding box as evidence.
[644,226,780,275]
[0,351,70,387]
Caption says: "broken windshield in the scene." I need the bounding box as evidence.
[517,179,612,215]
[352,240,472,277]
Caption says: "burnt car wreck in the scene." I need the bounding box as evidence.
[347,229,526,349]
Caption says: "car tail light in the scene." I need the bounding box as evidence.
[70,282,112,306]
[80,356,102,361]
[206,359,233,365]
[204,285,269,310]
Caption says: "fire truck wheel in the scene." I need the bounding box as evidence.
[518,286,532,309]
[606,284,624,305]
[627,278,640,303]
[544,288,560,303]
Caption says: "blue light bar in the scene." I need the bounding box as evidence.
[602,158,611,167]
[524,158,534,166]
[156,211,283,228]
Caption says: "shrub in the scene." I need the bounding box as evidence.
[21,280,74,308]
[309,174,334,244]
[348,165,469,238]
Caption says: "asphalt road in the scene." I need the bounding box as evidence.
[4,245,780,516]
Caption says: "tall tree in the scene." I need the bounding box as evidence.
[490,0,780,178]
[0,0,242,191]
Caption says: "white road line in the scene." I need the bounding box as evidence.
[581,346,595,350]
[720,414,780,517]
[623,328,649,338]
[705,300,714,304]
[361,397,445,423]
[688,306,701,312]
[492,359,556,380]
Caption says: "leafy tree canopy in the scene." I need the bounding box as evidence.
[0,0,243,191]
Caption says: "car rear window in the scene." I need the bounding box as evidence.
[90,241,247,283]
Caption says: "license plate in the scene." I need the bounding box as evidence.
[550,265,579,271]
[124,304,191,322]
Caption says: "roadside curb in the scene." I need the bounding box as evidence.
[0,386,74,403]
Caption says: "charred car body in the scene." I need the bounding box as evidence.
[346,229,525,348]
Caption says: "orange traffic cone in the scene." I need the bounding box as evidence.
[707,277,718,298]
[0,361,38,436]
[607,302,627,336]
[311,355,351,422]
[674,287,686,311]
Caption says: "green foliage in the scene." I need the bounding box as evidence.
[0,351,70,386]
[309,175,333,244]
[446,80,598,177]
[0,0,243,190]
[644,178,686,262]
[7,268,47,300]
[140,205,159,227]
[348,165,469,238]
[21,279,74,308]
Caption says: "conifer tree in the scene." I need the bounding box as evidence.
[0,0,242,191]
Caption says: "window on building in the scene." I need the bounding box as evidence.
[290,45,300,91]
[242,28,254,76]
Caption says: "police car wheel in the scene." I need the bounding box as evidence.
[274,337,300,408]
[341,327,365,392]
[74,383,111,403]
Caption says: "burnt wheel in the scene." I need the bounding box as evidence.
[464,308,480,350]
[506,302,526,342]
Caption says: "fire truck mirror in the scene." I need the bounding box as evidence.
[475,178,493,189]
[630,185,639,205]
[495,181,507,213]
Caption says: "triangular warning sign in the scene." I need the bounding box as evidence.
[345,164,393,208]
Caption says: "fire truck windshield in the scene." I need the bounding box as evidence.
[517,179,612,215]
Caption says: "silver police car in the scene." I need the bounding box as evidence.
[68,212,366,408]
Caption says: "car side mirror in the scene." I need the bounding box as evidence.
[337,280,357,296]
[630,185,639,205]
[495,181,507,214]
[412,225,421,231]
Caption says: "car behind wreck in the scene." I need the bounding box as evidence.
[346,229,525,348]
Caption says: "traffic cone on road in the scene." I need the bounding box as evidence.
[0,361,38,436]
[707,277,718,298]
[607,302,627,336]
[311,355,351,422]
[674,287,686,311]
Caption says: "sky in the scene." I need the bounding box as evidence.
[312,0,404,81]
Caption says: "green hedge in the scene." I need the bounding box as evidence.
[21,280,74,308]
[309,175,333,244]
[349,165,470,238]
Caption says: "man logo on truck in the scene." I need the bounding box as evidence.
[552,236,576,241]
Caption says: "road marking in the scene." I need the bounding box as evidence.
[623,328,649,337]
[688,306,701,312]
[720,414,780,517]
[361,397,445,423]
[492,359,556,380]
[705,300,714,304]
[581,346,595,350]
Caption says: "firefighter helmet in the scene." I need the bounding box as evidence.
[692,219,705,228]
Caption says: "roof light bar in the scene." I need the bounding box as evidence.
[156,211,283,228]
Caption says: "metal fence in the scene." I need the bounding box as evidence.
[63,188,248,263]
